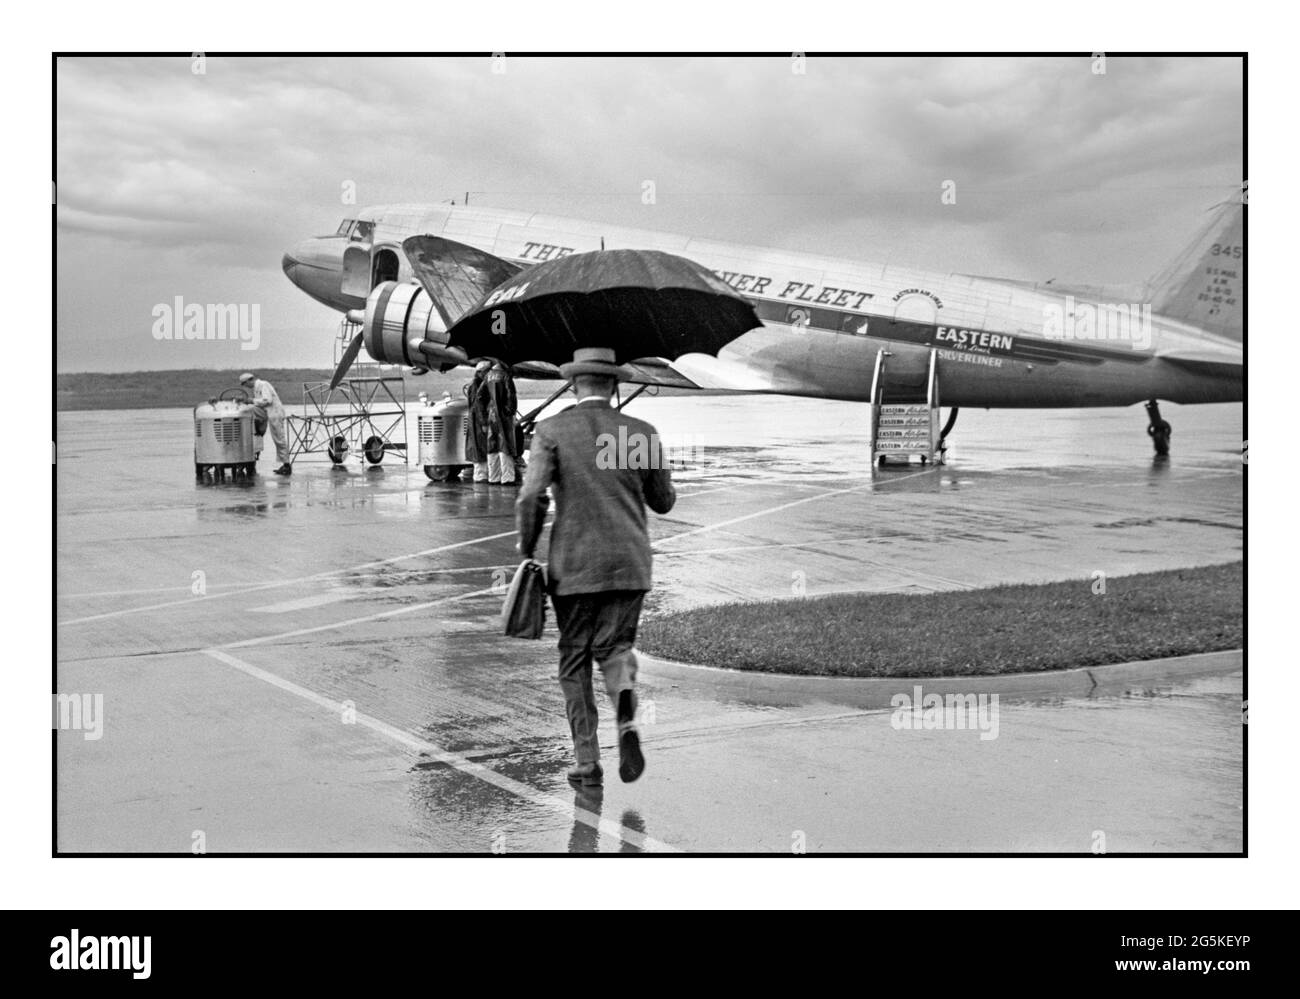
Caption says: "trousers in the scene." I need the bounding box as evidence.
[552,590,645,764]
[487,452,516,483]
[266,413,289,465]
[254,409,289,464]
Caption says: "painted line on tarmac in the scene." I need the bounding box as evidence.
[60,581,257,599]
[213,586,499,650]
[203,647,680,853]
[233,531,951,585]
[655,467,936,547]
[58,529,520,626]
[251,590,358,614]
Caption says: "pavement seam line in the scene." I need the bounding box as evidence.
[202,648,682,854]
[653,467,936,547]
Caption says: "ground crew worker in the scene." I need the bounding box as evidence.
[485,360,519,485]
[466,361,492,482]
[240,372,291,475]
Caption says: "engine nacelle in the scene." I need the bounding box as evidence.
[361,281,449,367]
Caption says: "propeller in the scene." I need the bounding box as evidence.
[330,329,365,390]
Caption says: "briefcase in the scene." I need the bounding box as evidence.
[502,559,547,639]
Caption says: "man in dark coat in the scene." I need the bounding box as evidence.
[465,361,492,481]
[484,360,519,484]
[516,348,676,786]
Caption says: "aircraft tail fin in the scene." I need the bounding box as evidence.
[1147,199,1244,342]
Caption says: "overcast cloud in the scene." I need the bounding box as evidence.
[55,55,1243,371]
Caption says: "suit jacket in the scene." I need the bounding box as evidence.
[516,399,676,595]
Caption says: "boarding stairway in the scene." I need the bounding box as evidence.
[284,317,409,467]
[870,348,943,465]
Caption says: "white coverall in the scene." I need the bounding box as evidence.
[250,379,289,464]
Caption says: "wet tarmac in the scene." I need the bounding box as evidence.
[56,397,1243,852]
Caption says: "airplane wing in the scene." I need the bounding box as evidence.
[624,357,705,389]
[401,235,523,327]
[494,356,704,390]
[665,352,780,391]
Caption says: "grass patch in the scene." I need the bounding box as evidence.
[639,562,1242,678]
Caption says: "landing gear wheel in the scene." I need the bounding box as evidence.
[364,435,386,464]
[328,435,348,464]
[1144,400,1172,457]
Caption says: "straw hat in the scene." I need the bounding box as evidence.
[559,347,632,380]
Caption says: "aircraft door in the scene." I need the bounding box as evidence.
[372,248,400,286]
[887,291,941,381]
[341,244,373,299]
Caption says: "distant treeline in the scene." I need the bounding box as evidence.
[57,368,516,411]
[56,368,711,411]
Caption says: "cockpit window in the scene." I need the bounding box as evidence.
[330,219,373,241]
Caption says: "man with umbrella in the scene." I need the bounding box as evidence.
[516,348,676,786]
[443,247,757,780]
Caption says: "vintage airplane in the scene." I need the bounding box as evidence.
[282,199,1243,459]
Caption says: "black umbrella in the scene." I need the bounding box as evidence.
[444,249,761,367]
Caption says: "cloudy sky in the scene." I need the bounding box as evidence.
[56,55,1242,372]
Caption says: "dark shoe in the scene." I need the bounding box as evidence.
[566,762,603,787]
[274,464,292,476]
[618,724,645,783]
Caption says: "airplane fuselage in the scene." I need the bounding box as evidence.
[282,204,1243,408]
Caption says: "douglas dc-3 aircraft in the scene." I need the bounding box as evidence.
[281,200,1243,458]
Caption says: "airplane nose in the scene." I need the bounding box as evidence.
[281,237,350,308]
[282,238,323,283]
